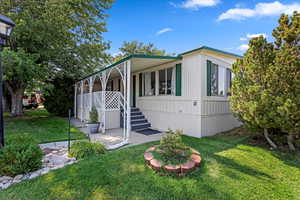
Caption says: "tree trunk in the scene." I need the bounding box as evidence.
[5,81,25,117]
[287,134,296,151]
[263,128,278,149]
[2,94,11,112]
[10,89,24,117]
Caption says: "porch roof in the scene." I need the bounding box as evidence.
[79,54,181,81]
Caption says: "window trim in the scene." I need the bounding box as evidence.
[207,59,232,97]
[158,66,176,96]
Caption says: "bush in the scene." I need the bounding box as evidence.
[0,135,43,176]
[89,106,98,123]
[69,141,106,159]
[44,77,75,117]
[157,129,191,164]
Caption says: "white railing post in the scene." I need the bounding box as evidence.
[126,60,131,140]
[102,71,106,133]
[80,81,84,121]
[89,76,93,111]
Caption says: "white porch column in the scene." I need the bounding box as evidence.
[89,76,93,111]
[126,60,131,140]
[101,71,106,133]
[74,83,77,118]
[80,81,84,121]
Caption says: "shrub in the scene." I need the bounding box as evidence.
[0,135,43,176]
[44,77,75,117]
[89,106,98,123]
[69,141,106,159]
[158,129,191,164]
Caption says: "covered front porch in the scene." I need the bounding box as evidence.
[74,55,180,149]
[71,118,167,149]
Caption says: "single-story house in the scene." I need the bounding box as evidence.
[74,46,242,146]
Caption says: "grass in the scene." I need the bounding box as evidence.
[4,109,87,144]
[0,128,299,200]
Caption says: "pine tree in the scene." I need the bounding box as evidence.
[230,12,300,150]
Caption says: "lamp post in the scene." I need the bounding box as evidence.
[0,14,15,147]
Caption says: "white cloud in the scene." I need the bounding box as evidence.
[156,28,173,36]
[218,1,300,21]
[238,44,249,51]
[183,0,220,9]
[240,33,267,41]
[246,33,267,39]
[172,0,220,10]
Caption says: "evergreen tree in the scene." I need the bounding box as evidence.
[230,12,300,150]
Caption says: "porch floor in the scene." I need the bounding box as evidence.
[71,119,166,148]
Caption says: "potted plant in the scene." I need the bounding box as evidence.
[86,106,100,134]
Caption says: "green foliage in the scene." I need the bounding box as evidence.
[0,0,114,76]
[158,129,190,162]
[270,12,300,137]
[113,41,168,62]
[43,77,75,117]
[89,107,99,123]
[69,141,106,159]
[0,0,114,116]
[2,49,41,115]
[230,12,300,149]
[0,135,43,176]
[2,49,40,90]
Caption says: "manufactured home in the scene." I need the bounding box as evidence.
[74,46,241,147]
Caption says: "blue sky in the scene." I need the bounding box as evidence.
[103,0,300,56]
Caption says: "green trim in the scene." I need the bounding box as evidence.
[175,63,182,96]
[130,54,181,60]
[78,54,181,82]
[180,46,242,58]
[77,46,240,82]
[207,60,212,96]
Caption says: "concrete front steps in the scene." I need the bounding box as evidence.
[121,107,151,131]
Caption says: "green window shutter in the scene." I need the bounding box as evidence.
[175,63,182,96]
[207,60,212,96]
[139,73,143,97]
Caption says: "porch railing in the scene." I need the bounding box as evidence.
[77,91,123,122]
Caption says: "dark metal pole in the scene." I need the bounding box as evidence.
[0,41,4,147]
[68,109,71,152]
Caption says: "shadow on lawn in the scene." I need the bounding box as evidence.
[2,134,299,200]
[185,136,275,180]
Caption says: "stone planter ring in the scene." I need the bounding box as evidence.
[144,146,202,176]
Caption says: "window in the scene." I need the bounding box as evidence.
[208,60,232,97]
[211,63,218,96]
[218,66,226,96]
[159,69,166,95]
[159,67,176,95]
[142,71,156,96]
[226,69,232,96]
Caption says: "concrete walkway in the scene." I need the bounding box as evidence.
[70,118,166,148]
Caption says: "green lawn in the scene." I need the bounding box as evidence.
[1,130,299,200]
[4,109,86,144]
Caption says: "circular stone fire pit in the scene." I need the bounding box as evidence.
[144,146,202,176]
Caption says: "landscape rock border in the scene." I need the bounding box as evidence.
[0,147,78,190]
[144,145,202,176]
